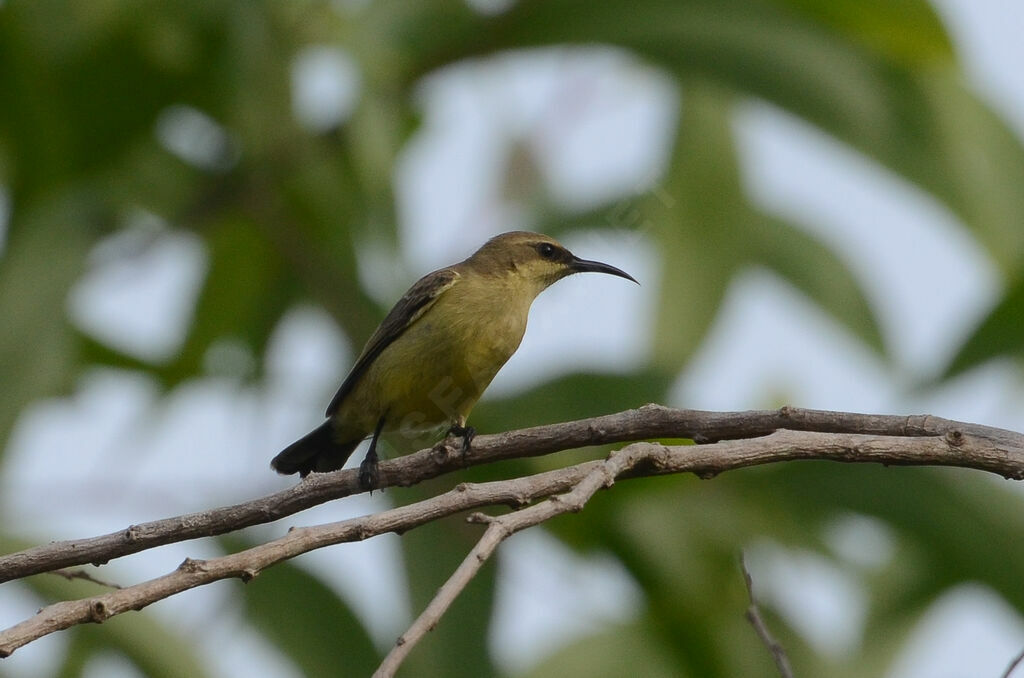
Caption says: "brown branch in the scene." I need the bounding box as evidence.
[741,552,795,678]
[0,462,599,658]
[2,405,1021,585]
[2,425,1022,658]
[49,569,123,590]
[373,434,638,677]
[1002,648,1024,678]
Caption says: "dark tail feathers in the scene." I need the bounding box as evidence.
[271,422,362,476]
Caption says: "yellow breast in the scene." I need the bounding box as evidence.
[336,274,532,437]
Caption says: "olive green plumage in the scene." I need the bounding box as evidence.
[271,231,636,484]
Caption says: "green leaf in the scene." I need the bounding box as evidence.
[646,82,747,369]
[229,540,381,678]
[8,557,213,678]
[0,197,94,453]
[473,369,675,434]
[567,480,778,677]
[896,73,1024,273]
[160,219,294,386]
[0,0,229,198]
[73,612,214,678]
[75,330,169,376]
[525,620,679,678]
[748,213,886,354]
[770,0,955,66]
[943,272,1024,378]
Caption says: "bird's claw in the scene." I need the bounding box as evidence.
[358,452,380,491]
[447,424,475,458]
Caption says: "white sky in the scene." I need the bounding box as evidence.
[3,1,1024,677]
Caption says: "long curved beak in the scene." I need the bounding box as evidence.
[569,256,639,284]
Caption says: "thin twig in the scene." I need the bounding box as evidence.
[0,462,597,658]
[374,518,508,678]
[1,405,1020,584]
[1002,647,1024,678]
[49,569,122,590]
[374,438,641,677]
[741,552,794,678]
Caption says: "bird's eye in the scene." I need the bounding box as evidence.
[537,243,557,259]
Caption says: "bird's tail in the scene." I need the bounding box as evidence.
[271,422,363,477]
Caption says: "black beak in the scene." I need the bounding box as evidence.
[569,256,638,284]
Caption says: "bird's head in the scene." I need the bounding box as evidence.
[465,231,637,296]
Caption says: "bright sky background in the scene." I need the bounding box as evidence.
[2,1,1024,677]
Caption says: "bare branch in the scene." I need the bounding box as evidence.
[374,432,633,677]
[49,569,123,590]
[2,405,1021,584]
[1002,647,1024,678]
[0,463,600,658]
[1,407,1023,659]
[741,552,795,678]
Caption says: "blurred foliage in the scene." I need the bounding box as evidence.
[2,0,1024,677]
[0,536,213,678]
[221,535,381,678]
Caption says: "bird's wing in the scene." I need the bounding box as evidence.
[325,267,461,416]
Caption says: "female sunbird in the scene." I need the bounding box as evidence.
[271,231,637,487]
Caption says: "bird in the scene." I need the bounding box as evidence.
[270,230,637,488]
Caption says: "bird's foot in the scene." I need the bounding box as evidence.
[358,450,380,491]
[446,424,475,458]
